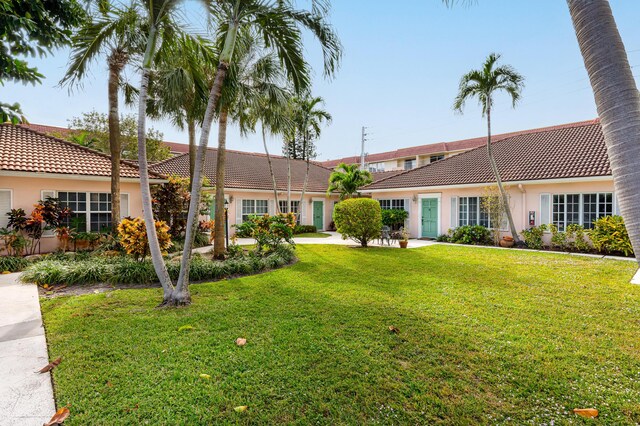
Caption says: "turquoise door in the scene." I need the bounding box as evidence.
[313,201,324,230]
[421,198,439,238]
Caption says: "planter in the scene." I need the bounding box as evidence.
[399,240,408,249]
[499,237,515,248]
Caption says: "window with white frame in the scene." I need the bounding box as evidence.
[241,199,268,222]
[368,162,385,173]
[404,159,415,170]
[58,191,113,232]
[430,154,445,163]
[458,196,504,229]
[379,199,406,212]
[279,200,301,224]
[551,192,612,230]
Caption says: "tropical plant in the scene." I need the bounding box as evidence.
[333,198,381,248]
[135,0,341,306]
[480,185,508,246]
[117,217,172,261]
[589,215,633,257]
[61,1,147,231]
[0,0,85,122]
[249,213,296,252]
[520,224,547,250]
[327,162,373,200]
[381,209,408,229]
[566,224,590,253]
[449,225,493,246]
[453,53,524,245]
[566,1,640,265]
[0,228,26,256]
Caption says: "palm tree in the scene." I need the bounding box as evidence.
[327,163,373,200]
[284,94,332,208]
[136,0,341,305]
[566,0,640,267]
[61,1,145,231]
[212,31,292,258]
[453,53,524,244]
[146,34,216,182]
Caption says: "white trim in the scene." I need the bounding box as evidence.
[0,170,166,183]
[120,193,130,218]
[223,187,327,195]
[418,193,441,238]
[365,176,613,193]
[311,197,325,230]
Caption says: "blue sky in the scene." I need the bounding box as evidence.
[5,0,640,161]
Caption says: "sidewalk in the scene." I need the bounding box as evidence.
[0,273,56,425]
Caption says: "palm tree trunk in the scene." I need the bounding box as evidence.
[298,131,311,206]
[262,125,280,212]
[287,154,292,214]
[188,119,196,184]
[213,107,229,258]
[136,27,174,301]
[107,62,121,232]
[486,104,521,244]
[175,11,240,299]
[567,0,640,266]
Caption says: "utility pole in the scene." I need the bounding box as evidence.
[360,126,368,170]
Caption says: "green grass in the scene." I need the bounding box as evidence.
[293,232,331,238]
[41,245,640,425]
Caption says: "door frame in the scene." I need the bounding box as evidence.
[311,198,325,230]
[419,193,441,238]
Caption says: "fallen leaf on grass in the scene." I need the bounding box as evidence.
[573,408,598,418]
[234,406,248,412]
[123,404,139,413]
[2,270,11,275]
[178,325,194,332]
[199,374,211,380]
[43,407,70,426]
[388,325,400,334]
[235,338,247,346]
[106,381,113,387]
[38,357,62,374]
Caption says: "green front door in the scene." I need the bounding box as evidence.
[313,201,324,230]
[421,198,439,238]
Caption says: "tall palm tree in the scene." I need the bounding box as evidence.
[284,94,332,207]
[136,0,341,305]
[566,0,640,267]
[146,34,216,182]
[212,31,292,258]
[327,163,373,200]
[453,53,524,244]
[61,1,145,231]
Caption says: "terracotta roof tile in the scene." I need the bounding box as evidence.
[0,124,161,179]
[365,119,608,190]
[151,148,333,192]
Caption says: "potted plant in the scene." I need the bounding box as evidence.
[399,227,409,248]
[499,235,515,248]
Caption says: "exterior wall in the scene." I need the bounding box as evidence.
[0,175,144,253]
[370,179,617,239]
[206,189,340,234]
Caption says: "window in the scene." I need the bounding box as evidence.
[368,162,385,173]
[241,199,268,222]
[0,190,11,228]
[379,199,406,211]
[430,154,445,163]
[59,191,112,232]
[404,159,415,170]
[279,200,301,224]
[459,196,502,229]
[549,192,613,230]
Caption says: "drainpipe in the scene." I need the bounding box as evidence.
[518,184,526,230]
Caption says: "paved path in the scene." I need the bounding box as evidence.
[0,273,56,425]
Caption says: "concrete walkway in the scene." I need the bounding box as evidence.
[0,273,56,425]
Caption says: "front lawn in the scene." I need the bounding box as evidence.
[294,232,332,238]
[41,245,640,424]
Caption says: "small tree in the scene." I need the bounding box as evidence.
[117,217,172,261]
[333,198,382,248]
[327,163,373,200]
[480,185,507,246]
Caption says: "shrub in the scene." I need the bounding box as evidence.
[566,224,591,252]
[234,217,257,238]
[449,225,492,245]
[548,224,568,251]
[293,225,317,234]
[521,225,547,250]
[333,198,381,247]
[0,256,30,272]
[589,215,633,257]
[381,209,408,228]
[436,232,451,243]
[234,213,296,251]
[117,217,172,260]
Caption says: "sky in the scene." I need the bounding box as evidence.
[5,0,640,161]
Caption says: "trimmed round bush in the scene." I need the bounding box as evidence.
[333,198,382,247]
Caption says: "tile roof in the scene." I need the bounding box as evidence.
[163,141,190,154]
[0,124,162,179]
[365,119,608,190]
[151,148,334,192]
[320,120,601,168]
